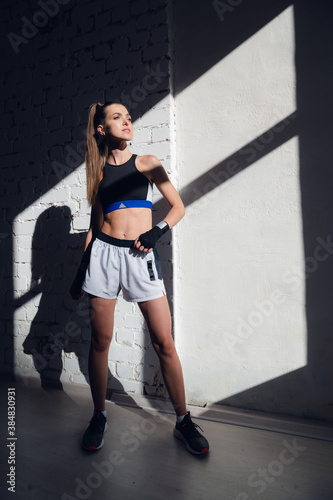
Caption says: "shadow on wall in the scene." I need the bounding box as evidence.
[16,206,122,392]
[1,0,172,395]
[173,0,333,421]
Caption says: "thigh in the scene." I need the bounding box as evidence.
[138,296,172,346]
[89,296,117,346]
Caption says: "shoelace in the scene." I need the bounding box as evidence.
[181,419,204,437]
[89,414,105,433]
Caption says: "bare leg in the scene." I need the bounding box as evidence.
[138,296,187,416]
[88,296,116,412]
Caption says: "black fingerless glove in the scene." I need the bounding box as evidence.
[136,221,170,249]
[70,260,88,297]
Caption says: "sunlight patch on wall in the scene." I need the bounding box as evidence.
[177,5,296,186]
[174,6,307,405]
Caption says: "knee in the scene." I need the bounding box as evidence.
[91,332,112,352]
[153,338,176,359]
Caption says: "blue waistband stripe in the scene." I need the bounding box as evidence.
[104,200,153,214]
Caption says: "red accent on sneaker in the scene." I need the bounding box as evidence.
[88,445,96,450]
[201,448,209,454]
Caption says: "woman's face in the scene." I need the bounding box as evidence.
[99,103,133,142]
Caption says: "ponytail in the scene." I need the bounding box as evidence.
[85,102,107,206]
[85,100,130,206]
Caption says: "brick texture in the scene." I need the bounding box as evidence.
[2,0,174,401]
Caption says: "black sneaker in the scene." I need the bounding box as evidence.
[174,412,209,455]
[82,411,108,451]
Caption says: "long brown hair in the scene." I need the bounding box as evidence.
[85,100,129,205]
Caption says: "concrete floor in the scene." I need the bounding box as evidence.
[0,378,332,500]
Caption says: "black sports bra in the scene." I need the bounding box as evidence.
[98,154,153,215]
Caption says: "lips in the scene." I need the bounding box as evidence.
[122,129,131,132]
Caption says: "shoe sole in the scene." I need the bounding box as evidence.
[82,422,108,451]
[173,428,209,455]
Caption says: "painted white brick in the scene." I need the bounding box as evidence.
[69,200,80,216]
[162,158,173,174]
[78,169,87,185]
[64,355,80,373]
[13,263,30,279]
[72,216,90,231]
[107,360,116,375]
[109,343,144,365]
[25,304,38,321]
[30,205,50,220]
[116,362,134,380]
[135,364,156,384]
[26,294,42,308]
[15,350,34,368]
[14,249,31,263]
[115,328,135,346]
[116,313,144,330]
[143,345,159,365]
[140,141,170,159]
[15,235,31,248]
[72,373,89,385]
[79,198,90,215]
[60,371,72,384]
[52,187,70,203]
[144,385,168,398]
[115,298,136,315]
[16,321,30,336]
[13,334,26,351]
[71,185,87,200]
[133,329,147,348]
[133,127,151,143]
[140,106,170,128]
[117,379,144,394]
[13,221,36,236]
[12,320,20,336]
[151,126,170,142]
[13,277,27,291]
[14,308,26,321]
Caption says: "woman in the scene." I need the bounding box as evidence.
[70,101,209,455]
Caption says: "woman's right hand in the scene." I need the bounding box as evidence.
[71,291,85,301]
[69,266,87,300]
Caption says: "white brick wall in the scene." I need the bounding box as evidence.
[3,0,173,402]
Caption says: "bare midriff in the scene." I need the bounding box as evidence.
[100,207,152,240]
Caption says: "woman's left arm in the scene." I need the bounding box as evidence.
[133,155,185,252]
[149,157,185,228]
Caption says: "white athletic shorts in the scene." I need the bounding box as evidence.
[81,231,166,302]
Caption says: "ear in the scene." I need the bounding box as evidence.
[97,124,105,136]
